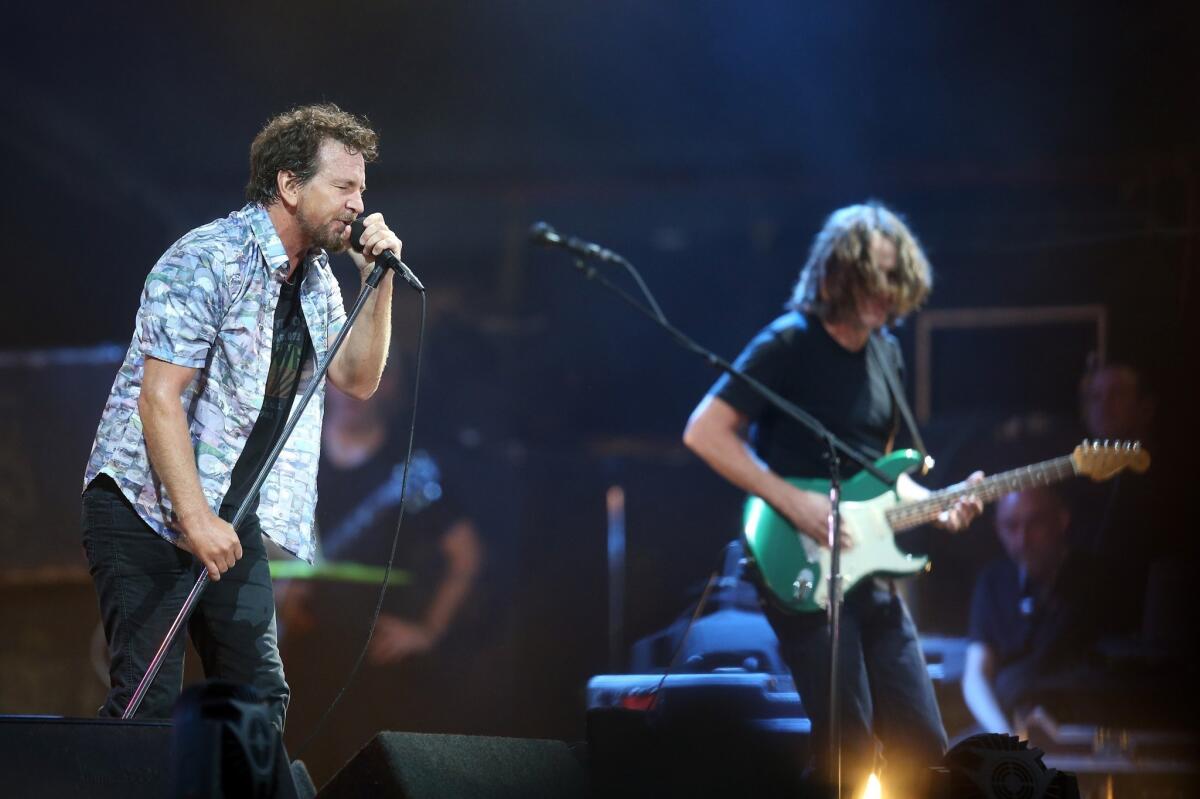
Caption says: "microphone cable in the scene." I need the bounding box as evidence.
[294,287,428,760]
[609,254,667,324]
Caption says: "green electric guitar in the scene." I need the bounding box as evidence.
[742,441,1150,613]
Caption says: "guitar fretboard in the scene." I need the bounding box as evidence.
[884,456,1077,531]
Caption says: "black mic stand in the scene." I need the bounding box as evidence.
[823,433,845,795]
[546,246,895,799]
[123,259,416,719]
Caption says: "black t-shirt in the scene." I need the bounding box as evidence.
[710,311,899,478]
[222,267,314,521]
[967,553,1105,712]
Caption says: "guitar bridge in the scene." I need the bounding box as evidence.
[792,568,815,601]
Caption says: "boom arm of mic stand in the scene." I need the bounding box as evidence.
[122,262,391,719]
[561,256,893,485]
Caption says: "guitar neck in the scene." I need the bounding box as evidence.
[885,455,1077,531]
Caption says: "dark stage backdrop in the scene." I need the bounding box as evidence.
[0,347,123,575]
[0,1,1194,773]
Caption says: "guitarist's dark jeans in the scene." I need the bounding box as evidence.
[761,577,947,797]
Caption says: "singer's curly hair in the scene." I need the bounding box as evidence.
[245,103,379,206]
[788,202,932,325]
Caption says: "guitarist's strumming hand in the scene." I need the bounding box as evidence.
[779,484,855,550]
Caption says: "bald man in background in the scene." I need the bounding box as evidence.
[962,488,1109,733]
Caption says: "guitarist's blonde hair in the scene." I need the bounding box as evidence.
[788,202,932,324]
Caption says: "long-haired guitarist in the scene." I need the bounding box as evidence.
[684,202,983,796]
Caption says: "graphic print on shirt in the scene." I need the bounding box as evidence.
[264,276,314,402]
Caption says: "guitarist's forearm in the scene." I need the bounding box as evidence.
[685,398,826,541]
[684,401,787,503]
[689,429,776,497]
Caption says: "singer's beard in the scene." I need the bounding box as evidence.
[298,208,350,253]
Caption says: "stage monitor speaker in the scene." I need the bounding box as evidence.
[0,715,172,798]
[317,732,588,799]
[171,680,301,799]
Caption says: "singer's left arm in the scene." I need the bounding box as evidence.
[327,214,398,400]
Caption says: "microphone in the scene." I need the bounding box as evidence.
[529,222,626,265]
[349,218,425,292]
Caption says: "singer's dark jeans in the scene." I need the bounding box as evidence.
[762,579,947,798]
[81,475,289,732]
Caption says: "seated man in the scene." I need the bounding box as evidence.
[962,487,1109,733]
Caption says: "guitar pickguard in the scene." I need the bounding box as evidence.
[742,450,927,613]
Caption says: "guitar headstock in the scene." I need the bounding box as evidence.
[1071,440,1151,481]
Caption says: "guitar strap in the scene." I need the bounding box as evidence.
[868,332,931,474]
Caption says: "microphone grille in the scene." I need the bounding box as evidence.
[349,218,367,253]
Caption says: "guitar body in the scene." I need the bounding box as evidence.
[742,449,928,614]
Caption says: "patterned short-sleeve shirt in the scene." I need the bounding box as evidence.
[84,203,347,562]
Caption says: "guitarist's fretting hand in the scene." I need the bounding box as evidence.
[779,484,855,550]
[915,470,985,532]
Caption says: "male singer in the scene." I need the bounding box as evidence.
[82,103,400,732]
